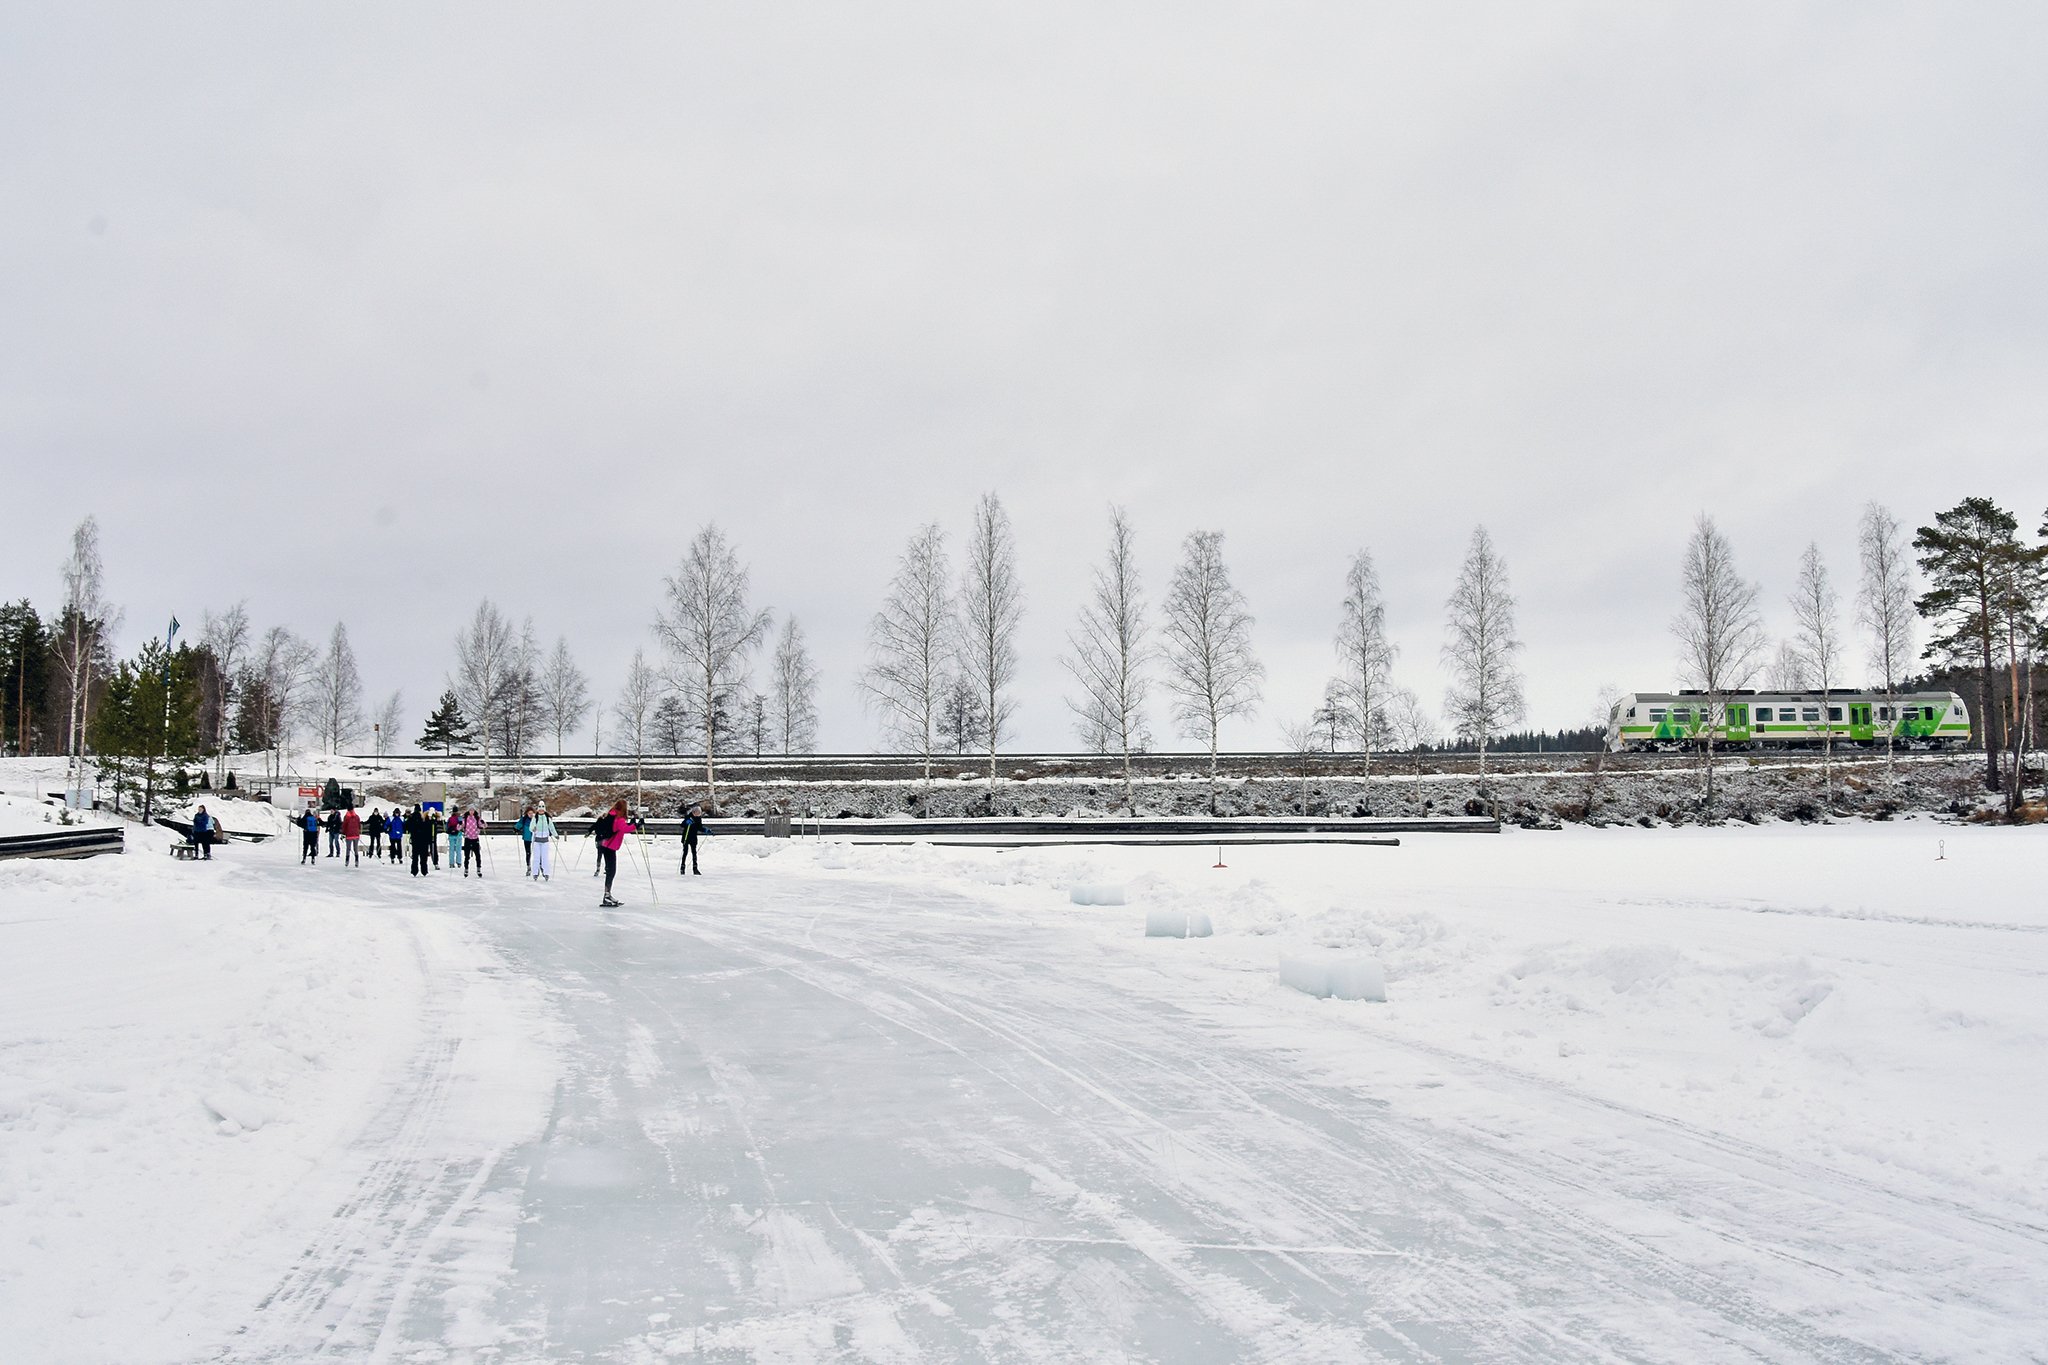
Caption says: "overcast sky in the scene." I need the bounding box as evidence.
[6,3,2048,753]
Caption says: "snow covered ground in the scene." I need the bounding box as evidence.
[3,790,2043,1361]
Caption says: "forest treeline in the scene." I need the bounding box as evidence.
[5,495,2045,817]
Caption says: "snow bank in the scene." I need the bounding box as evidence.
[1068,883,1125,905]
[1279,954,1387,1001]
[1145,909,1212,937]
[0,818,561,1361]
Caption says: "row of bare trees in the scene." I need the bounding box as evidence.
[1672,502,1936,816]
[857,502,1526,812]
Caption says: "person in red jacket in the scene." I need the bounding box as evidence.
[595,798,635,908]
[341,806,362,866]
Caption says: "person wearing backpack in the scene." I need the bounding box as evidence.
[300,807,320,865]
[528,804,556,880]
[191,805,216,859]
[594,799,634,907]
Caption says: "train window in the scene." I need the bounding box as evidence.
[1626,707,1636,719]
[1827,707,1842,722]
[1673,708,1692,722]
[1902,708,1918,720]
[1877,706,1891,720]
[1801,707,1820,722]
[1649,709,1666,721]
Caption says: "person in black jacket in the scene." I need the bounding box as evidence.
[679,804,705,874]
[406,805,432,876]
[300,808,320,865]
[365,808,385,858]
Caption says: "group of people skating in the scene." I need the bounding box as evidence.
[278,797,704,907]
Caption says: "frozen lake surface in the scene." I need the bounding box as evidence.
[4,791,2045,1362]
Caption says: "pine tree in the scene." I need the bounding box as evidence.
[418,689,472,758]
[0,600,51,757]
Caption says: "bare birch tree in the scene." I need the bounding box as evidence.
[500,618,541,792]
[654,525,772,811]
[312,622,365,754]
[1788,542,1843,804]
[454,599,516,793]
[769,617,820,754]
[1766,639,1811,692]
[958,492,1024,789]
[1441,526,1525,797]
[373,691,403,759]
[1382,684,1437,810]
[1856,502,1915,777]
[1277,715,1324,814]
[201,601,250,786]
[612,648,660,810]
[1061,505,1151,811]
[861,524,954,784]
[251,625,318,779]
[539,636,591,756]
[1160,529,1263,812]
[57,516,111,802]
[1334,548,1397,774]
[1671,514,1765,819]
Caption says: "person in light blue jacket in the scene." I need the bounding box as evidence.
[516,806,534,873]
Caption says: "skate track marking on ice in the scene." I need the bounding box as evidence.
[481,865,1961,1363]
[220,845,2042,1362]
[222,863,553,1364]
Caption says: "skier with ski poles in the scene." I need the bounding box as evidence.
[594,798,635,908]
[446,807,464,871]
[364,807,385,858]
[516,805,534,873]
[528,803,556,880]
[462,808,484,876]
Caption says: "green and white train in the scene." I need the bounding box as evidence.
[1606,690,1971,753]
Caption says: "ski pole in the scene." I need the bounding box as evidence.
[636,828,659,907]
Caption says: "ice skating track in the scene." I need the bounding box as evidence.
[221,849,2038,1362]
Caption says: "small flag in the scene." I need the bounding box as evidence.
[169,616,181,641]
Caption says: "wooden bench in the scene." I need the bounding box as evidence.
[171,841,201,860]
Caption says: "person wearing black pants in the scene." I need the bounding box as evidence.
[679,804,704,874]
[407,806,432,876]
[595,798,634,907]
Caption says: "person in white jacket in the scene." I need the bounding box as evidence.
[528,804,557,881]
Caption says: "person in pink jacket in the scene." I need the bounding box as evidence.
[462,809,485,877]
[595,798,634,907]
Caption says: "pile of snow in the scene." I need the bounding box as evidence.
[1279,953,1388,1001]
[1145,908,1213,937]
[1068,883,1125,905]
[169,796,295,840]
